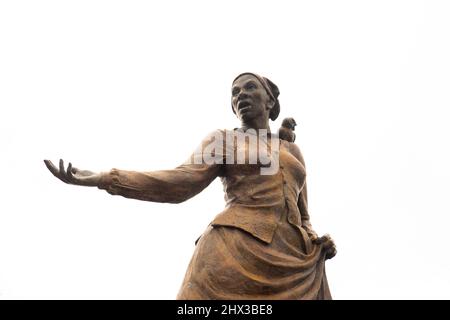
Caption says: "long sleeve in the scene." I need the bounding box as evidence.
[98,130,225,204]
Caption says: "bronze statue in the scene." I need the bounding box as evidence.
[44,72,336,299]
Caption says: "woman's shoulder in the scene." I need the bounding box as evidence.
[284,140,305,165]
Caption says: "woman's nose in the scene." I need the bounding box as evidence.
[238,92,249,100]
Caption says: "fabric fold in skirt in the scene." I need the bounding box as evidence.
[177,209,331,300]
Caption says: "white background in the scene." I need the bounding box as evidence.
[1,0,449,299]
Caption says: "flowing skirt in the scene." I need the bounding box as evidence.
[177,209,331,300]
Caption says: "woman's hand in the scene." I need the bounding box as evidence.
[44,159,101,187]
[313,234,337,260]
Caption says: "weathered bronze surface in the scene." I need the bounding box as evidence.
[44,72,336,299]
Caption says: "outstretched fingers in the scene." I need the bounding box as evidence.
[44,159,59,177]
[44,159,81,184]
[44,159,68,183]
[66,162,81,184]
[44,159,96,186]
[59,159,69,183]
[67,162,74,180]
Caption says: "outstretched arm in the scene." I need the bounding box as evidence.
[44,130,225,204]
[97,161,221,203]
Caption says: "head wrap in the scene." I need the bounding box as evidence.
[231,72,280,121]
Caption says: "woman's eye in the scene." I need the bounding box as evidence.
[232,88,240,96]
[246,83,256,90]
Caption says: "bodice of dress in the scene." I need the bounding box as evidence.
[98,129,312,244]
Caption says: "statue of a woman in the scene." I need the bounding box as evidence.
[44,72,336,299]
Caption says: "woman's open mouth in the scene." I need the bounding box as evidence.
[237,100,252,112]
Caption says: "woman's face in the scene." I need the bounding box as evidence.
[231,74,273,123]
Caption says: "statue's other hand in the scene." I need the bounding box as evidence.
[44,159,100,187]
[313,233,337,260]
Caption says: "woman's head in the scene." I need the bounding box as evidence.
[231,73,280,126]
